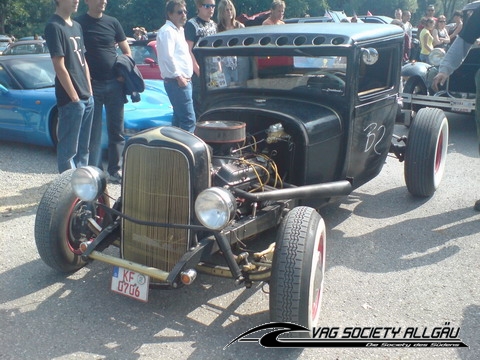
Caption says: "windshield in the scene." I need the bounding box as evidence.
[204,55,347,96]
[9,58,55,89]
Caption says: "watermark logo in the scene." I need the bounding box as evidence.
[225,322,468,349]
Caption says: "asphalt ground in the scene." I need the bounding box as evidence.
[0,112,479,360]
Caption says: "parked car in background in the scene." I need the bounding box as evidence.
[357,15,393,24]
[285,16,333,24]
[0,54,172,148]
[401,46,479,114]
[19,36,43,41]
[324,9,349,22]
[0,35,12,55]
[2,40,49,55]
[34,23,448,334]
[128,39,161,80]
[401,1,480,111]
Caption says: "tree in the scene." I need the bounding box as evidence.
[0,0,28,35]
[438,0,468,19]
[5,0,462,40]
[17,0,53,37]
[234,0,328,18]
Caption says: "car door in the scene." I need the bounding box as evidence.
[132,41,161,80]
[346,46,401,188]
[0,63,25,140]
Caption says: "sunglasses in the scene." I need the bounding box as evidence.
[177,10,187,15]
[202,4,216,9]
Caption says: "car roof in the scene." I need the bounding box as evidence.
[463,1,480,11]
[324,10,348,22]
[285,16,333,24]
[196,23,404,51]
[0,53,51,63]
[358,15,393,24]
[8,39,46,45]
[19,36,43,40]
[129,39,156,46]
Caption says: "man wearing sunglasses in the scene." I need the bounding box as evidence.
[418,4,437,32]
[157,0,196,132]
[185,0,217,115]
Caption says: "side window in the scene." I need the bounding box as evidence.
[132,46,155,65]
[358,48,394,95]
[146,46,157,61]
[0,65,14,88]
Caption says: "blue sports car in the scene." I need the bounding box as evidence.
[0,54,172,148]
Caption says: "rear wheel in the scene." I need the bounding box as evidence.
[35,170,111,273]
[403,77,428,113]
[49,108,59,147]
[270,206,326,335]
[405,108,448,197]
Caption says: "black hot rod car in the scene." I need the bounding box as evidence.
[35,23,448,333]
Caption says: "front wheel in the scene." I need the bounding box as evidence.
[35,169,111,273]
[405,108,449,197]
[49,108,59,147]
[269,206,326,335]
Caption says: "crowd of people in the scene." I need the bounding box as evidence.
[384,4,468,65]
[43,0,286,181]
[413,4,464,64]
[43,0,477,188]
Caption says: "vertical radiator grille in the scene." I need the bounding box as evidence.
[122,144,191,272]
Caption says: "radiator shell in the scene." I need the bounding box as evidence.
[121,127,211,271]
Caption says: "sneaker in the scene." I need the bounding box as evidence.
[475,200,480,212]
[107,172,122,184]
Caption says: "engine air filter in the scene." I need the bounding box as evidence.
[195,121,246,144]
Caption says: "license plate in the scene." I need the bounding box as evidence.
[111,266,150,302]
[451,99,472,112]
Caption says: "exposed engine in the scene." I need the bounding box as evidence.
[195,121,292,192]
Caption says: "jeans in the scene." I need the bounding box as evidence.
[223,66,238,85]
[164,79,196,132]
[419,53,430,64]
[89,78,125,175]
[57,97,94,173]
[237,56,251,85]
[191,73,202,117]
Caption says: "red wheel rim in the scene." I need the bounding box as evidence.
[65,197,108,254]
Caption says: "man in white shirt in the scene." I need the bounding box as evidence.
[156,0,196,132]
[402,10,413,60]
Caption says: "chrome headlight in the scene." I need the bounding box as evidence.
[195,187,236,230]
[361,48,379,65]
[71,166,106,202]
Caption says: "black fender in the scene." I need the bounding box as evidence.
[401,61,430,79]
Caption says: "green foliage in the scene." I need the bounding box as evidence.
[438,0,469,20]
[6,0,467,39]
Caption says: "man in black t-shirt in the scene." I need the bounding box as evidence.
[185,0,217,115]
[77,0,131,184]
[44,0,94,173]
